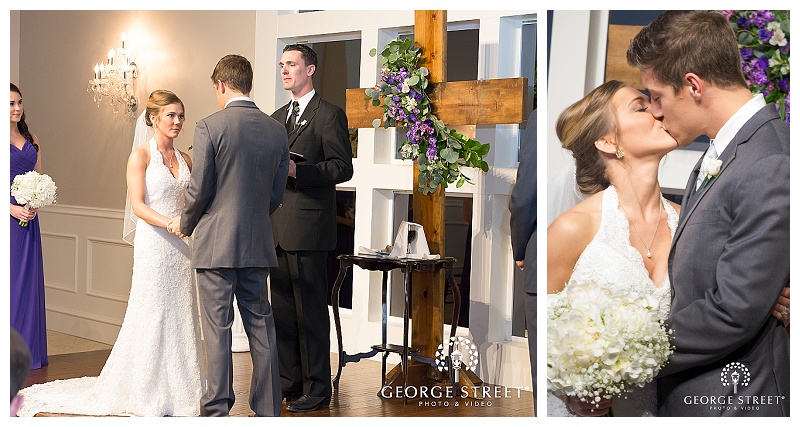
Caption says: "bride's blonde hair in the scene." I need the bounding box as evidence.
[144,90,184,127]
[556,80,625,195]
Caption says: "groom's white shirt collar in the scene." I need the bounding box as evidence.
[224,96,253,108]
[711,93,766,157]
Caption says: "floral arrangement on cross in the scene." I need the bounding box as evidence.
[721,10,790,123]
[366,38,490,195]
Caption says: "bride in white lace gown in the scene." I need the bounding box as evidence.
[546,81,680,416]
[18,91,204,417]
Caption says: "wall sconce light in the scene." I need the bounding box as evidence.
[87,32,138,122]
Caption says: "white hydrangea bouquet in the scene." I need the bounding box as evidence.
[10,171,57,227]
[547,278,674,410]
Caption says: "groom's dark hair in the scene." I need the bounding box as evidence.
[627,10,748,95]
[211,54,253,94]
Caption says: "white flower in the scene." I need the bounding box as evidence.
[401,80,411,93]
[770,29,788,47]
[781,64,790,76]
[299,120,307,128]
[547,278,673,405]
[767,22,782,32]
[10,171,58,226]
[704,159,723,178]
[401,95,417,110]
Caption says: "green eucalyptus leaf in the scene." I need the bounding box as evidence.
[372,118,382,128]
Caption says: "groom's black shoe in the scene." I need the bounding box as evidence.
[287,394,331,412]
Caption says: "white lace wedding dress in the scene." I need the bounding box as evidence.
[18,139,205,417]
[547,185,677,417]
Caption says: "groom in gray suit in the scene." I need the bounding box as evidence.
[172,54,290,416]
[628,11,789,416]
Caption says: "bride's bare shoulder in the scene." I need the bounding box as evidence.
[548,191,603,237]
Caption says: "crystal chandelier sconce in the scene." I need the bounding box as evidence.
[87,33,138,122]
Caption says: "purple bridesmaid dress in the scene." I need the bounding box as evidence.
[10,140,48,369]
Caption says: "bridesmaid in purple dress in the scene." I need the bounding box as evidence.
[10,83,47,369]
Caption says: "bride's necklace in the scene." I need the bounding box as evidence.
[619,200,663,259]
[158,147,175,168]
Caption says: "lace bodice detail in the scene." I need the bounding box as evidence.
[145,138,189,218]
[547,185,678,417]
[570,185,677,321]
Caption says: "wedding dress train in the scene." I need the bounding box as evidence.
[18,139,204,417]
[547,185,677,417]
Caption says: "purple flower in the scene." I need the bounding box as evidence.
[749,12,767,29]
[764,11,776,20]
[737,16,750,28]
[758,28,773,42]
[778,78,790,93]
[426,143,438,163]
[779,40,790,55]
[740,47,753,60]
[758,56,770,71]
[751,68,770,86]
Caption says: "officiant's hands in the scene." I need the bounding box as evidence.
[166,216,185,238]
[565,395,612,416]
[288,159,297,178]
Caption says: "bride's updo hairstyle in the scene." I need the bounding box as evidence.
[556,80,625,195]
[144,90,184,127]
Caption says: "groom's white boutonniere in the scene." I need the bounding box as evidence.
[703,159,723,179]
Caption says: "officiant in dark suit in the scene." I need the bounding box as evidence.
[509,108,537,413]
[270,43,354,413]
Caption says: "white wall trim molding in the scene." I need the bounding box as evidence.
[85,236,136,302]
[45,204,124,220]
[40,232,79,293]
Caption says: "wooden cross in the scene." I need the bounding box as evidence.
[346,10,528,389]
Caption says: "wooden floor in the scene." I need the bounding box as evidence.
[24,348,535,417]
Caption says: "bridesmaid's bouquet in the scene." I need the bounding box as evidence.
[11,171,57,227]
[547,278,674,409]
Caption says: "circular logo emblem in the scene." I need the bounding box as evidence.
[720,362,750,394]
[435,336,479,373]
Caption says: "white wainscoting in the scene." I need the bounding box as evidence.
[37,204,250,351]
[39,205,134,345]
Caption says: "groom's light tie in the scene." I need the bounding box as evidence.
[286,101,299,133]
[695,140,718,191]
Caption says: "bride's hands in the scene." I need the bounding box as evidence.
[166,216,186,238]
[772,286,790,330]
[565,395,612,416]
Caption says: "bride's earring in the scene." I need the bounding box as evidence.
[616,147,624,159]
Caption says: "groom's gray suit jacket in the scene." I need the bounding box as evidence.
[658,105,790,416]
[181,100,290,268]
